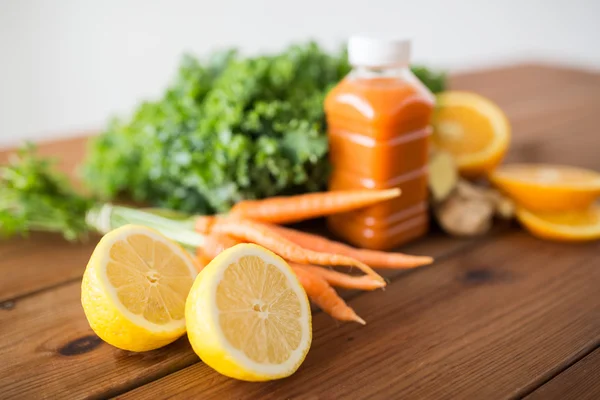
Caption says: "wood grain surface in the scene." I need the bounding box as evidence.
[0,232,487,399]
[1,64,599,399]
[0,233,98,303]
[0,280,199,399]
[526,348,600,400]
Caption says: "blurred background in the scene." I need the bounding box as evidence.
[0,0,598,147]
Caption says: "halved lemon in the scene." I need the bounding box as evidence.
[491,164,600,212]
[432,91,511,177]
[516,205,600,242]
[81,224,198,352]
[186,243,312,381]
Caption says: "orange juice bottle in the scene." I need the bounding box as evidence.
[325,37,434,250]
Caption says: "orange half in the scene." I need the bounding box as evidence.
[432,91,510,178]
[516,206,600,242]
[491,164,600,212]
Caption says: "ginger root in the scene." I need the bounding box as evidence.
[485,189,515,220]
[428,148,514,236]
[434,180,515,236]
[428,150,459,203]
[456,181,515,220]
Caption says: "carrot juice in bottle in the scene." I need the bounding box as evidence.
[325,37,434,250]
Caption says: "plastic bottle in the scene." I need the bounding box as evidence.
[325,36,435,250]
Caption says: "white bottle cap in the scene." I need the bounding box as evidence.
[348,36,411,67]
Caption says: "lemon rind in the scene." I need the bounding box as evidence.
[186,243,312,380]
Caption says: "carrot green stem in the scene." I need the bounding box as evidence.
[85,204,206,248]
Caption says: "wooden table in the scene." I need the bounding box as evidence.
[1,65,599,400]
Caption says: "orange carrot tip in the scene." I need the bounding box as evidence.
[268,224,433,270]
[293,266,367,324]
[292,264,385,291]
[402,255,434,267]
[367,279,387,289]
[354,314,367,326]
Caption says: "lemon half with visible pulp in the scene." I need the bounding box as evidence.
[81,224,198,352]
[186,243,312,381]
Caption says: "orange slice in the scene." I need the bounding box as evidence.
[491,164,600,212]
[516,206,600,242]
[432,91,510,177]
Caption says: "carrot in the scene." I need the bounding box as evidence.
[195,216,384,283]
[293,266,365,325]
[291,264,385,291]
[195,255,210,272]
[195,215,217,235]
[269,225,434,269]
[195,230,383,291]
[228,188,401,224]
[199,233,242,260]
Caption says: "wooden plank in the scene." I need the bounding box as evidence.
[121,232,600,400]
[450,64,600,98]
[0,229,483,400]
[506,112,600,170]
[0,233,98,302]
[0,280,199,400]
[526,347,600,400]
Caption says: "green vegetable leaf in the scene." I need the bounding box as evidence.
[411,65,447,94]
[0,144,95,240]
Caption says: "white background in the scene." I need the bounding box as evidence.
[1,0,599,147]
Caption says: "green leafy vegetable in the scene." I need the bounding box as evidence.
[83,42,446,214]
[0,145,206,247]
[0,144,94,240]
[411,66,447,94]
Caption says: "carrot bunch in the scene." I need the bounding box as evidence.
[0,148,431,325]
[193,189,434,325]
